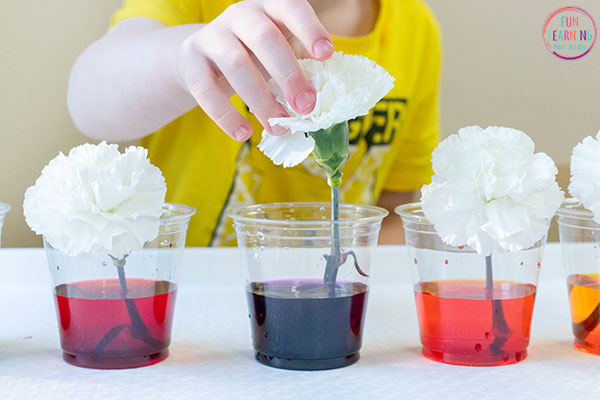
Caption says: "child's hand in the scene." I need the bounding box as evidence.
[177,0,333,141]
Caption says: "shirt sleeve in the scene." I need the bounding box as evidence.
[383,4,442,193]
[111,0,202,27]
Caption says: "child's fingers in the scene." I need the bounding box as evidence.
[230,10,316,115]
[203,31,289,135]
[175,0,334,139]
[265,0,334,60]
[214,71,236,98]
[178,42,252,141]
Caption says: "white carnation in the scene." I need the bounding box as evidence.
[258,52,395,168]
[23,142,166,259]
[421,126,564,255]
[569,130,600,223]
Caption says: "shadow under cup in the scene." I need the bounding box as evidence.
[230,202,387,371]
[557,198,600,355]
[396,203,546,366]
[44,203,195,369]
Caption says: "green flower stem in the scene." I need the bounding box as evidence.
[308,122,350,292]
[323,186,341,293]
[332,186,341,262]
[309,122,350,188]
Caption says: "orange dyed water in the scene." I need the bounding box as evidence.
[568,273,600,355]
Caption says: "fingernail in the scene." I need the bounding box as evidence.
[269,114,289,135]
[294,91,316,114]
[234,126,251,141]
[313,39,334,59]
[270,123,288,135]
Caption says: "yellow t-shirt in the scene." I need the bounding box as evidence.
[111,0,441,246]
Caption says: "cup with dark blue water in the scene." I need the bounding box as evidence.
[230,202,387,370]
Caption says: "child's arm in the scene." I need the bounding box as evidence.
[68,0,333,142]
[377,190,418,245]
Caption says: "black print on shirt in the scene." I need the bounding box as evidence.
[348,98,408,149]
[245,97,407,149]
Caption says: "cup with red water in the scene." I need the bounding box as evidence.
[230,202,387,370]
[396,202,546,366]
[44,203,195,369]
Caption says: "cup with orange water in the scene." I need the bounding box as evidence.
[558,198,600,354]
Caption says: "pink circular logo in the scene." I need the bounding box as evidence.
[543,7,597,60]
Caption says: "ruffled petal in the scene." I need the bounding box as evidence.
[258,130,315,168]
[421,126,563,255]
[23,142,166,258]
[569,130,600,223]
[259,52,394,167]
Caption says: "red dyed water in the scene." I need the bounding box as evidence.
[414,279,536,366]
[54,278,177,369]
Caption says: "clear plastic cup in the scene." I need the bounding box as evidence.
[557,198,600,355]
[0,203,11,247]
[230,202,387,370]
[396,203,546,366]
[44,203,195,369]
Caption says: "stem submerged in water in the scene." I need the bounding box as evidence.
[485,255,512,355]
[93,255,166,354]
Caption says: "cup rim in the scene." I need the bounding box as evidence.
[557,197,594,221]
[229,202,388,226]
[160,203,196,224]
[394,202,430,225]
[0,202,11,216]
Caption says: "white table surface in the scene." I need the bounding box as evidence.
[0,244,597,400]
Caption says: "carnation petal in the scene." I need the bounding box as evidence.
[22,142,167,258]
[421,126,563,255]
[258,130,315,168]
[569,130,600,223]
[259,52,394,167]
[481,199,531,240]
